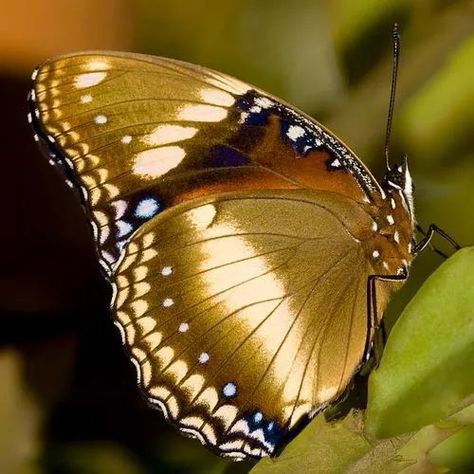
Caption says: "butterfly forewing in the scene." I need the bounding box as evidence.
[30,52,383,273]
[112,189,376,458]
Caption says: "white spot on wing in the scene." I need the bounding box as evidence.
[222,382,237,398]
[75,72,107,88]
[94,115,107,124]
[143,125,198,146]
[178,104,227,122]
[178,322,189,333]
[254,97,273,109]
[135,198,159,218]
[200,88,235,107]
[161,266,172,276]
[116,220,133,238]
[163,298,174,308]
[287,125,305,141]
[80,94,92,104]
[133,146,186,178]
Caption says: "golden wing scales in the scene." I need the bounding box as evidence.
[112,189,377,457]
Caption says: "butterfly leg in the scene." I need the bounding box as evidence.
[324,270,407,422]
[415,224,460,257]
[365,269,408,367]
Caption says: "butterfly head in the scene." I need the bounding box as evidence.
[382,155,414,222]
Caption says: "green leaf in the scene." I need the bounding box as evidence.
[251,405,474,474]
[429,424,474,471]
[366,247,474,439]
[251,412,374,474]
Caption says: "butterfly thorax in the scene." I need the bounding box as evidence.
[364,159,415,278]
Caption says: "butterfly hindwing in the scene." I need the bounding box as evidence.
[30,52,383,274]
[112,189,375,459]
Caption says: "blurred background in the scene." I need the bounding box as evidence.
[0,1,472,473]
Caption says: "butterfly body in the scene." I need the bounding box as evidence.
[29,52,415,459]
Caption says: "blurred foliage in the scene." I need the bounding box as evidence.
[0,351,40,474]
[1,0,473,473]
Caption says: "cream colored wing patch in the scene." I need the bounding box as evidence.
[112,188,372,459]
[30,52,251,272]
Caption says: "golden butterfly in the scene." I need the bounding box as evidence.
[28,28,457,460]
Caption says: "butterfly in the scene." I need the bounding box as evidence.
[28,33,444,460]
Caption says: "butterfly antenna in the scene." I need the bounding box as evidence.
[384,23,401,170]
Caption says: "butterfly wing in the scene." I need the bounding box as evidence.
[30,52,383,273]
[29,52,410,460]
[112,188,380,459]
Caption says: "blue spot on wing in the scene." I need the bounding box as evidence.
[242,410,286,451]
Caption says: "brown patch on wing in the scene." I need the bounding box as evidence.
[244,115,369,203]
